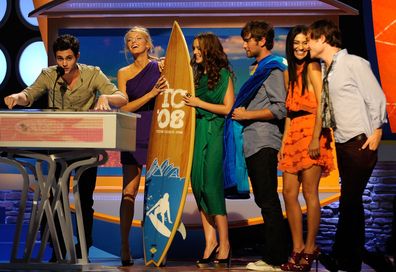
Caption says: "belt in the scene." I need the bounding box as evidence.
[287,110,312,119]
[346,133,366,143]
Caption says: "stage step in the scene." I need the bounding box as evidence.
[0,224,116,262]
[0,224,51,261]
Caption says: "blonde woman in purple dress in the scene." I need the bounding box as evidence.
[117,26,167,266]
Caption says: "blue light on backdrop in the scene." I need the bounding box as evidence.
[17,40,47,86]
[17,0,38,28]
[0,0,9,27]
[0,45,8,87]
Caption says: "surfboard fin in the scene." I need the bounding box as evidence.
[177,222,187,240]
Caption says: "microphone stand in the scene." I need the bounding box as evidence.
[49,66,65,110]
[48,77,60,110]
[60,82,67,110]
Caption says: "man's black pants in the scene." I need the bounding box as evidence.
[246,147,288,266]
[333,134,377,271]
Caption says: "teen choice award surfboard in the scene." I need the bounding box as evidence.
[143,21,195,266]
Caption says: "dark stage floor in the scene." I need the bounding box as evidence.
[0,257,378,271]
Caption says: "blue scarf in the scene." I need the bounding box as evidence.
[223,54,287,198]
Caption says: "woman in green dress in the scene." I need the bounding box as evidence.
[183,32,234,268]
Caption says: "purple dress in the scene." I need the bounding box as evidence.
[121,61,160,166]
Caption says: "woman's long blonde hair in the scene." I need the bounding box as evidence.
[124,26,155,62]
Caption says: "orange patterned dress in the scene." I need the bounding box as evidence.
[278,65,334,176]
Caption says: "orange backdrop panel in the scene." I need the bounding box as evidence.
[372,0,396,132]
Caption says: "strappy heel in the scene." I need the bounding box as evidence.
[295,248,320,272]
[280,250,303,271]
[196,244,219,268]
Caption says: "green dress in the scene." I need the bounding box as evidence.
[191,68,230,215]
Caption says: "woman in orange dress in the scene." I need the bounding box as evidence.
[278,25,334,271]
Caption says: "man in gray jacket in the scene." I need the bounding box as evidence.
[232,21,288,271]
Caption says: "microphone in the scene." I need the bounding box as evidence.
[50,66,65,110]
[56,66,65,77]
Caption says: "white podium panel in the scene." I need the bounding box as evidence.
[0,110,138,151]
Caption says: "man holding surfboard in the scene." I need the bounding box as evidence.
[230,21,288,271]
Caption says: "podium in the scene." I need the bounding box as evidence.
[0,110,139,269]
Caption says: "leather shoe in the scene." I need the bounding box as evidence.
[318,253,338,272]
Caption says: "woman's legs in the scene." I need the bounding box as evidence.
[120,164,141,261]
[214,214,230,259]
[301,165,322,254]
[200,211,218,259]
[282,171,304,255]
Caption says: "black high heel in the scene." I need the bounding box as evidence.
[120,251,134,267]
[213,248,231,268]
[196,245,219,268]
[121,258,134,266]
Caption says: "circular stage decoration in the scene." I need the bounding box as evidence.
[0,44,10,88]
[16,0,38,29]
[0,0,11,28]
[17,39,46,86]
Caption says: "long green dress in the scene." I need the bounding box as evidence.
[191,68,230,215]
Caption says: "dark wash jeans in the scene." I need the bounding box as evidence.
[246,147,288,266]
[333,134,378,271]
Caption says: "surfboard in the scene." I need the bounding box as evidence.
[143,21,195,266]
